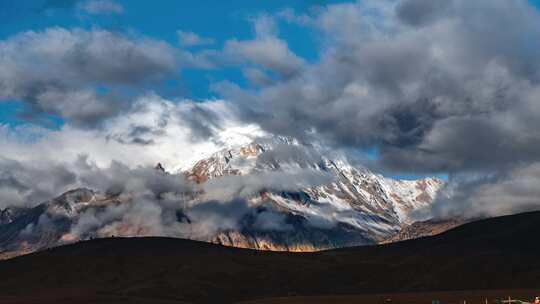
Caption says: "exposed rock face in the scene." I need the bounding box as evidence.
[0,188,120,259]
[155,163,166,173]
[185,136,443,250]
[0,208,17,225]
[209,213,373,252]
[381,218,466,244]
[0,136,444,258]
[0,203,66,258]
[212,228,366,252]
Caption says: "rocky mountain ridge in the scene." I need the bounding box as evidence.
[0,136,444,258]
[186,137,443,249]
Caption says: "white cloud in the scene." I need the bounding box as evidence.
[223,15,305,77]
[0,95,264,173]
[225,37,304,77]
[79,0,124,14]
[177,30,214,46]
[0,27,178,126]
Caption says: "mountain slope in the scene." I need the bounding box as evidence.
[0,211,539,304]
[0,136,443,258]
[381,218,466,243]
[186,137,443,250]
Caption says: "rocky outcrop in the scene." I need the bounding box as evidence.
[381,218,466,244]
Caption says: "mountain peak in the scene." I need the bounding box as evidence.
[0,136,444,258]
[154,162,166,173]
[183,136,444,248]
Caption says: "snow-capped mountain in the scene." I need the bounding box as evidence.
[186,136,443,250]
[0,136,443,258]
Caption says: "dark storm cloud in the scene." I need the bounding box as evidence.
[127,126,159,145]
[179,104,224,140]
[378,113,540,173]
[73,155,193,197]
[0,154,196,209]
[0,157,77,208]
[0,27,178,127]
[107,124,165,146]
[221,0,540,175]
[396,0,453,27]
